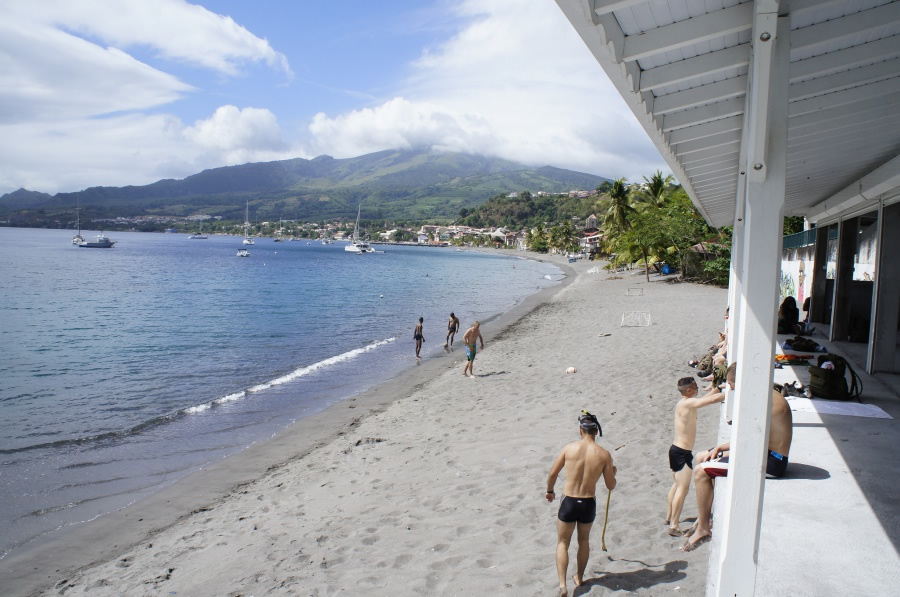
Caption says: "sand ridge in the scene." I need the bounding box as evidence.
[27,260,727,596]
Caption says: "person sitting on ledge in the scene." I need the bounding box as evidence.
[777,296,800,334]
[680,363,793,552]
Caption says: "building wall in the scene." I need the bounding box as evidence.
[780,245,815,307]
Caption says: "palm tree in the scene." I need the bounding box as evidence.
[602,177,636,234]
[640,170,676,208]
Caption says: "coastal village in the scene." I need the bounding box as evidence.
[75,186,627,253]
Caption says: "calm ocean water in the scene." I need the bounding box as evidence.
[0,227,561,558]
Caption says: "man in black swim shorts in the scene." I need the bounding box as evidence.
[445,312,459,347]
[666,377,724,537]
[545,411,617,597]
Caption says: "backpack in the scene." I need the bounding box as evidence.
[788,335,820,352]
[807,354,863,401]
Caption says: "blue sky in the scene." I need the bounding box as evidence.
[0,0,667,195]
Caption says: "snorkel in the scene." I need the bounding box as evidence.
[579,410,602,436]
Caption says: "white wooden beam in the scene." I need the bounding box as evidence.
[669,115,743,145]
[714,9,790,597]
[589,0,645,16]
[692,177,738,192]
[691,170,739,185]
[789,58,900,102]
[792,2,900,53]
[790,36,900,82]
[654,76,748,115]
[688,160,740,177]
[788,93,900,131]
[640,44,750,91]
[662,96,745,131]
[806,155,900,223]
[788,76,900,117]
[674,130,742,156]
[680,146,741,165]
[624,3,753,61]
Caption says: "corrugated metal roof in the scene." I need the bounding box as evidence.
[556,0,900,227]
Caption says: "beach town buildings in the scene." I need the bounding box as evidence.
[557,0,899,595]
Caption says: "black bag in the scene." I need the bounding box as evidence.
[788,335,820,352]
[807,354,862,401]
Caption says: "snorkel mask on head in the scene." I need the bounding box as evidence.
[579,410,602,436]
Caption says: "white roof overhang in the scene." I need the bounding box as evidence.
[556,0,900,227]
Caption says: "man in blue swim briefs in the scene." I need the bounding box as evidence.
[461,321,484,378]
[546,411,617,597]
[681,364,793,552]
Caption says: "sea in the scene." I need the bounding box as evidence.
[0,227,562,559]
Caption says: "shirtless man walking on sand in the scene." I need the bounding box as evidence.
[666,377,725,536]
[546,411,617,597]
[444,312,460,348]
[461,321,484,377]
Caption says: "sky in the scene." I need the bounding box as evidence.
[0,0,669,196]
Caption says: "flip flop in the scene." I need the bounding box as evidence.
[680,533,712,552]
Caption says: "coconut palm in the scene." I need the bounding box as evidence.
[640,170,676,208]
[602,177,636,235]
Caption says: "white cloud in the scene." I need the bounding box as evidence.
[306,0,666,182]
[0,0,294,194]
[4,0,290,77]
[0,107,296,194]
[185,105,289,165]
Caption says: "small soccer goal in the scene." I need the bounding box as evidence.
[626,287,644,296]
[621,311,652,327]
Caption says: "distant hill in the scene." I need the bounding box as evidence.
[0,149,610,226]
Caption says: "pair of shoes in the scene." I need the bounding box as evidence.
[697,370,711,378]
[680,533,712,552]
[688,360,699,368]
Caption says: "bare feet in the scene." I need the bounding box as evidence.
[559,586,568,597]
[573,573,584,587]
[667,527,684,537]
[680,531,712,552]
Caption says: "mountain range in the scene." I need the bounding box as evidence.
[0,149,609,225]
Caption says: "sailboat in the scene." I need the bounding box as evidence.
[72,197,84,245]
[242,201,254,245]
[188,223,207,239]
[344,203,374,253]
[273,217,284,242]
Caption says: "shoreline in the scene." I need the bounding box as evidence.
[3,256,728,596]
[0,254,575,596]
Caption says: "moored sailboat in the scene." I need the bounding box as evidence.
[242,201,254,245]
[344,203,374,254]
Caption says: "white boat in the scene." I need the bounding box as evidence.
[78,233,116,248]
[242,201,254,245]
[273,217,285,241]
[344,204,375,253]
[189,224,207,239]
[72,199,84,245]
[236,248,249,257]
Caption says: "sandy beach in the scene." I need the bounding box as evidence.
[1,256,728,596]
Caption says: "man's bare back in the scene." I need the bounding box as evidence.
[556,440,614,498]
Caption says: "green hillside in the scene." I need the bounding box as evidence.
[0,149,610,227]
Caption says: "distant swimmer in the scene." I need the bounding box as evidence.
[413,317,425,359]
[546,411,617,597]
[461,321,484,377]
[445,312,460,348]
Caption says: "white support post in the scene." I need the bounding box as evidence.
[712,8,790,597]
